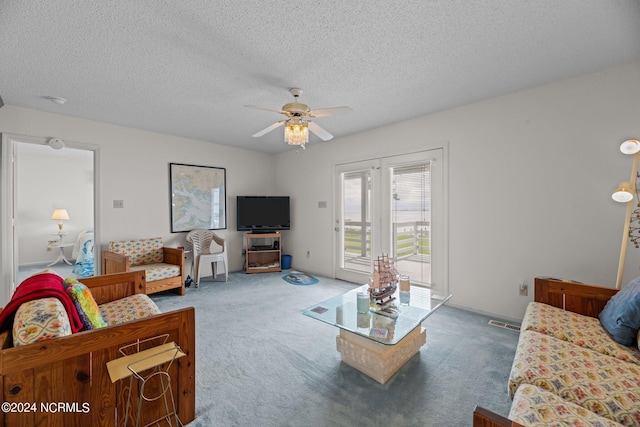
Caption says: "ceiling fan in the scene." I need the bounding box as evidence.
[245,88,352,148]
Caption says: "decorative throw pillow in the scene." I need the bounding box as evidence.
[599,275,640,346]
[98,294,161,326]
[13,297,72,346]
[63,277,107,330]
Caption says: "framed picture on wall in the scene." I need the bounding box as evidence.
[169,163,227,232]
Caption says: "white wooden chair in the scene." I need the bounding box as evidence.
[185,229,228,286]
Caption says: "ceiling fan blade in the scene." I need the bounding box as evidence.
[308,106,353,117]
[244,105,288,115]
[308,121,334,141]
[252,120,285,137]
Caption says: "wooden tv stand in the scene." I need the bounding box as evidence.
[245,232,281,273]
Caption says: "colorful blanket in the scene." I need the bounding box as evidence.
[0,273,83,333]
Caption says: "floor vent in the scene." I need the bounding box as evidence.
[488,319,520,332]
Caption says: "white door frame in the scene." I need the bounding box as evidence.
[0,133,101,305]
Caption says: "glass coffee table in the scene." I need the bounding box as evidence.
[302,285,452,384]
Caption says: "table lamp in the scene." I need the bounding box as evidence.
[51,208,70,232]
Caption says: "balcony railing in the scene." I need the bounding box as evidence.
[344,220,430,260]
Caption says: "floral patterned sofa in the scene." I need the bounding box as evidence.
[10,273,161,346]
[474,277,640,427]
[102,236,185,295]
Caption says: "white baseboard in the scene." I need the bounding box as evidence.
[446,301,523,325]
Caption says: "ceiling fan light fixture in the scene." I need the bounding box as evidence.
[246,87,350,147]
[285,118,309,146]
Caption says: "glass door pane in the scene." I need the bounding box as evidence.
[381,148,446,296]
[335,159,379,284]
[343,169,371,274]
[390,163,431,285]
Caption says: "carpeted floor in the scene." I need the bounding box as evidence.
[151,272,519,427]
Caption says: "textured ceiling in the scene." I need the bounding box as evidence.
[1,1,639,153]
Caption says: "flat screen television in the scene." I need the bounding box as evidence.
[236,196,290,232]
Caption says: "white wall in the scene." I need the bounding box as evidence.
[2,61,639,320]
[275,60,640,321]
[0,106,276,273]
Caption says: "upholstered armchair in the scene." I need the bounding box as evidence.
[102,237,184,295]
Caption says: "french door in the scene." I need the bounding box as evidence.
[334,148,447,296]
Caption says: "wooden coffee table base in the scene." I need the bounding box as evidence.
[335,326,426,384]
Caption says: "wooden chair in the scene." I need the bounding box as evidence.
[102,237,185,295]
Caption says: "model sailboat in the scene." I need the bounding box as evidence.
[368,254,398,305]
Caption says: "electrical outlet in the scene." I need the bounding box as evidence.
[113,200,124,208]
[519,282,528,296]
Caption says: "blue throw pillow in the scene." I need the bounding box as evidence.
[599,276,640,346]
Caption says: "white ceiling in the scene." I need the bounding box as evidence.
[1,1,639,154]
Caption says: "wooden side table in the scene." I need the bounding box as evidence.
[47,233,75,266]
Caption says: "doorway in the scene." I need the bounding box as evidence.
[334,148,447,296]
[0,134,99,305]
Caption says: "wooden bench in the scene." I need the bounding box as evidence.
[0,271,195,427]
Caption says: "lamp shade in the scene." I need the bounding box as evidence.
[620,139,640,155]
[51,209,70,220]
[51,208,69,232]
[612,182,634,203]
